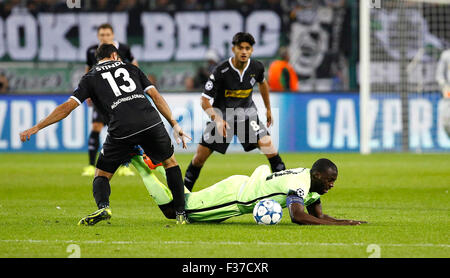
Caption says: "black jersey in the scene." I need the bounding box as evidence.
[202,58,265,112]
[86,41,135,68]
[72,60,161,139]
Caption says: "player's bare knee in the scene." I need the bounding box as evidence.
[95,168,114,180]
[258,136,277,156]
[162,155,178,169]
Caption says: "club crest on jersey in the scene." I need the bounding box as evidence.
[205,81,213,91]
[250,77,256,86]
[296,188,305,198]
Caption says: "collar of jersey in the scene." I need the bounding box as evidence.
[228,57,251,83]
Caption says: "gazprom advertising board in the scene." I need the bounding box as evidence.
[0,92,448,152]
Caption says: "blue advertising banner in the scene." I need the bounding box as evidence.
[0,93,449,153]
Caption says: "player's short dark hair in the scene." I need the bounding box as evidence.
[311,158,338,174]
[97,23,114,33]
[232,32,255,46]
[95,44,118,61]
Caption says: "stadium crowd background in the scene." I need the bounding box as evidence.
[0,0,355,94]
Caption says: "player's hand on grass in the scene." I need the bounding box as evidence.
[20,126,39,142]
[339,220,367,225]
[266,109,273,127]
[172,123,191,149]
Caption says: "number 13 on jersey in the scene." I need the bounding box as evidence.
[101,68,136,97]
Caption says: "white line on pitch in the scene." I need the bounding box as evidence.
[0,239,449,248]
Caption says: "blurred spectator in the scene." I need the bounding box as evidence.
[184,76,196,91]
[152,0,176,12]
[194,49,221,89]
[147,73,158,88]
[180,0,202,11]
[0,73,9,94]
[436,48,450,98]
[267,47,299,92]
[92,0,116,12]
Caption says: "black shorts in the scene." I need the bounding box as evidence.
[92,105,109,125]
[200,116,269,154]
[96,123,174,173]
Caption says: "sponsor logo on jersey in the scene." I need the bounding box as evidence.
[210,74,215,81]
[224,89,252,98]
[221,67,229,73]
[205,81,213,91]
[250,77,256,86]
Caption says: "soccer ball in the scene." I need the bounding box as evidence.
[253,199,283,225]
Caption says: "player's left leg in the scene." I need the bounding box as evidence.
[257,135,286,172]
[78,168,115,226]
[239,115,286,173]
[78,135,130,226]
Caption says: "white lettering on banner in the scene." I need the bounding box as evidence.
[175,12,207,60]
[307,99,330,148]
[246,11,280,57]
[0,102,8,149]
[410,99,433,149]
[6,11,38,60]
[78,13,109,60]
[437,100,450,148]
[132,13,175,61]
[1,11,280,61]
[63,105,84,148]
[109,13,128,44]
[383,99,402,149]
[38,14,78,60]
[369,99,379,149]
[208,11,243,59]
[36,101,59,149]
[0,18,5,58]
[333,99,358,149]
[10,101,32,149]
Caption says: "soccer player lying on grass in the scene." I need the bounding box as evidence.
[131,154,367,225]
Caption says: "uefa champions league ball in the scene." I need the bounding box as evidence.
[253,199,283,225]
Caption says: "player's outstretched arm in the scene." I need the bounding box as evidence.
[20,98,79,142]
[306,201,368,225]
[146,87,191,148]
[287,195,363,225]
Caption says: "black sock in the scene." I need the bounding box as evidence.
[268,154,286,172]
[184,161,202,192]
[93,176,111,209]
[88,131,100,166]
[165,166,186,213]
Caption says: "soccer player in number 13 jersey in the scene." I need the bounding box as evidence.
[20,44,191,225]
[184,32,286,192]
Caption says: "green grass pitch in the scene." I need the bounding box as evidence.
[0,152,448,258]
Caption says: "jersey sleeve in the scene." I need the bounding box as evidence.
[256,61,266,83]
[202,67,220,100]
[71,76,91,105]
[137,67,154,93]
[285,169,310,200]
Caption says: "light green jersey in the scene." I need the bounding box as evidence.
[186,165,321,222]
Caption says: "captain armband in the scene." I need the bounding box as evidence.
[286,194,304,208]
